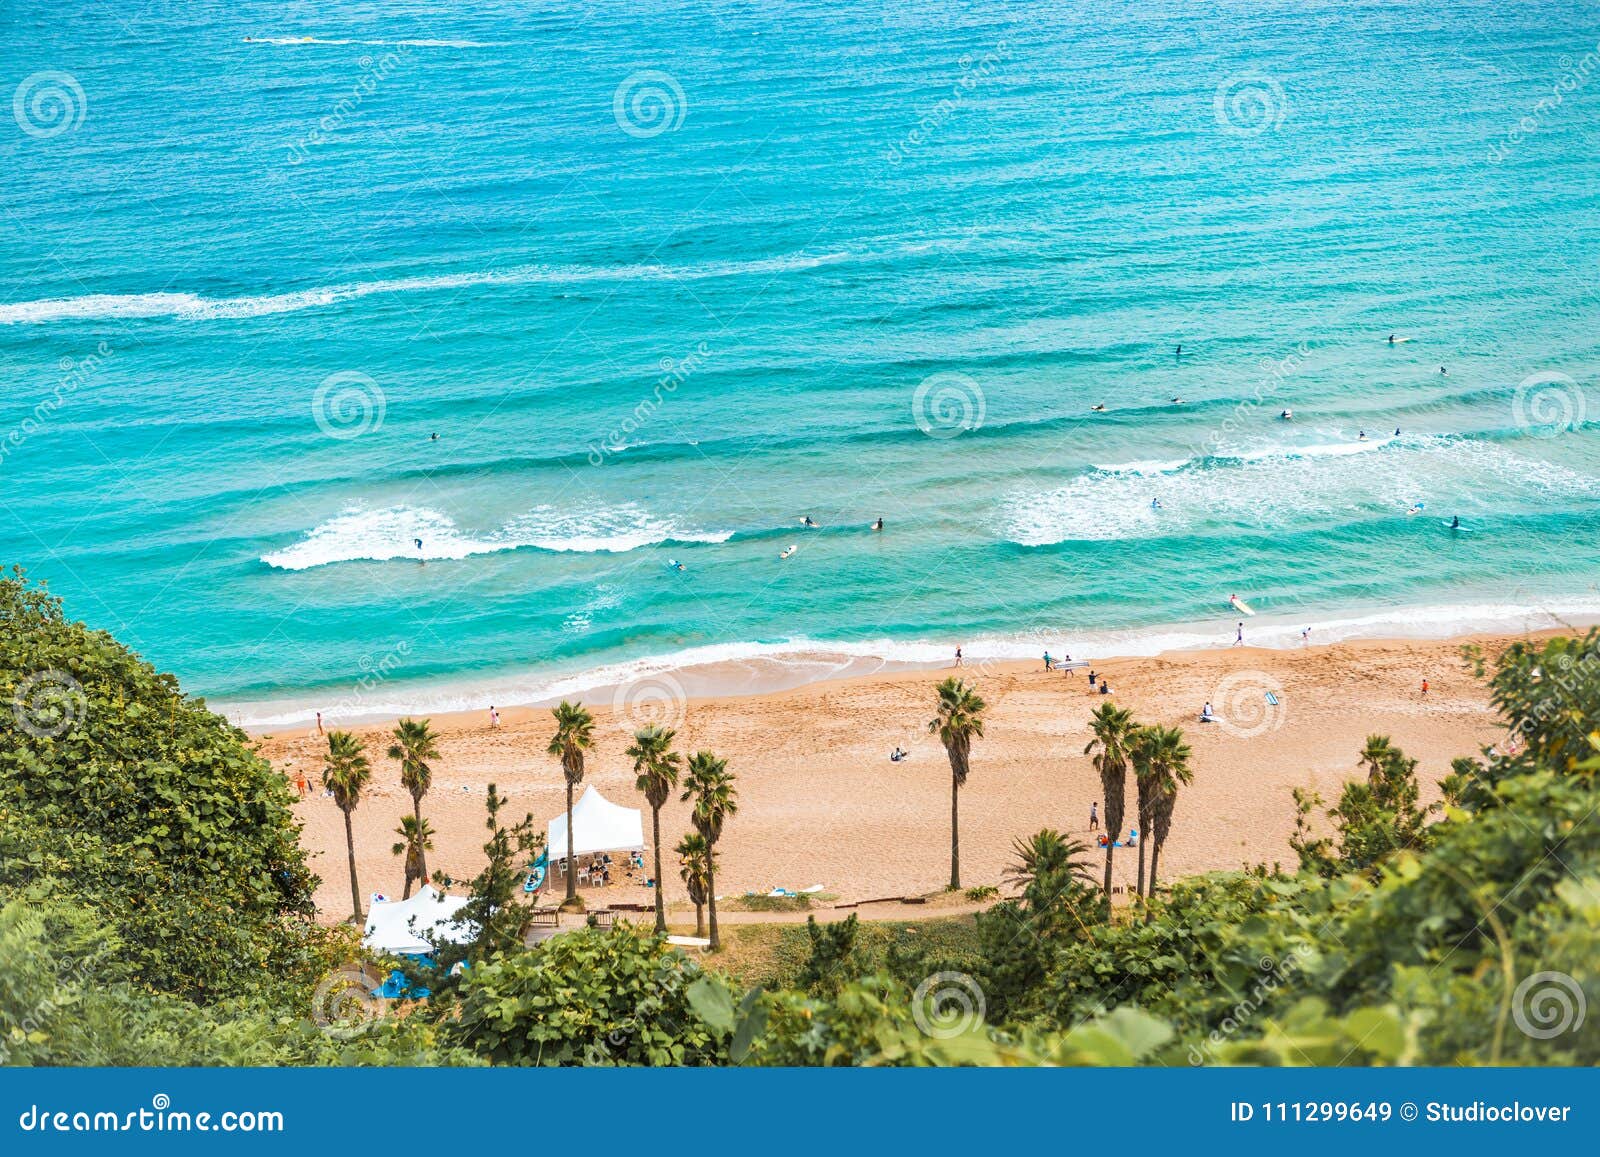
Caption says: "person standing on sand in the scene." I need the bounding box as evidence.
[1089,802,1099,831]
[315,711,323,736]
[489,705,500,728]
[1043,651,1052,671]
[1421,678,1429,697]
[1234,622,1244,646]
[954,646,963,667]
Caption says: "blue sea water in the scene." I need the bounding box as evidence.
[2,0,1599,722]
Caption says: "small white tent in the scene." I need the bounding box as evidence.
[547,785,646,861]
[362,885,472,955]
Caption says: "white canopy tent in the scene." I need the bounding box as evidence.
[547,785,646,861]
[362,885,472,955]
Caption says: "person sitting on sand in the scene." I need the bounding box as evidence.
[1098,679,1111,694]
[1200,701,1217,722]
[1126,828,1138,846]
[889,746,907,762]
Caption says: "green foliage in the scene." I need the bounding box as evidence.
[964,884,998,901]
[443,783,541,968]
[797,913,861,994]
[1291,737,1433,876]
[0,901,474,1066]
[0,569,328,1005]
[439,924,723,1065]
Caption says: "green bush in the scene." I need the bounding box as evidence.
[0,570,329,1005]
[438,923,724,1065]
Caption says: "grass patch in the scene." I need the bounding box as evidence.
[724,893,812,913]
[711,913,984,989]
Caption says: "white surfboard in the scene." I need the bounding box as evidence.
[1229,596,1256,616]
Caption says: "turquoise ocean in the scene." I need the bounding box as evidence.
[3,0,1599,724]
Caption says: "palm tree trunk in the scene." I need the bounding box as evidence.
[706,852,720,950]
[564,780,577,904]
[402,867,414,900]
[1136,837,1147,899]
[1102,844,1114,900]
[412,796,428,883]
[343,808,361,921]
[1145,842,1161,922]
[694,902,705,938]
[651,806,666,933]
[949,770,961,890]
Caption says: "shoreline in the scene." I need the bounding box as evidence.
[227,597,1600,732]
[256,628,1545,924]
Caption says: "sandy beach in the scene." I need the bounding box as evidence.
[256,632,1526,923]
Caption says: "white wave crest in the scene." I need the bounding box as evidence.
[261,503,730,570]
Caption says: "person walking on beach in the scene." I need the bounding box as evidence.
[315,711,323,736]
[1043,651,1052,671]
[953,646,963,667]
[1234,622,1244,646]
[1421,678,1429,697]
[1089,802,1099,832]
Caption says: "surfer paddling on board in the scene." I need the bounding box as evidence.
[1091,403,1106,412]
[1280,408,1293,421]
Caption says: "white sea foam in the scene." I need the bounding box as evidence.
[224,597,1600,728]
[0,249,866,325]
[1009,436,1600,545]
[261,503,730,570]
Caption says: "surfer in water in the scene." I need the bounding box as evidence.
[1449,515,1461,530]
[1440,366,1448,375]
[1358,429,1367,441]
[414,538,424,564]
[1091,403,1106,412]
[1175,344,1182,357]
[1150,498,1162,510]
[1280,408,1293,421]
[872,517,884,532]
[800,516,817,528]
[1388,334,1396,344]
[430,432,440,441]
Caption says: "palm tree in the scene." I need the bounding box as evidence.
[1134,725,1193,898]
[628,724,682,933]
[322,730,372,921]
[1084,702,1136,899]
[391,814,435,900]
[387,718,439,884]
[547,701,595,911]
[682,751,738,950]
[1004,829,1095,897]
[676,832,712,938]
[1359,734,1395,786]
[929,677,986,890]
[1144,727,1194,911]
